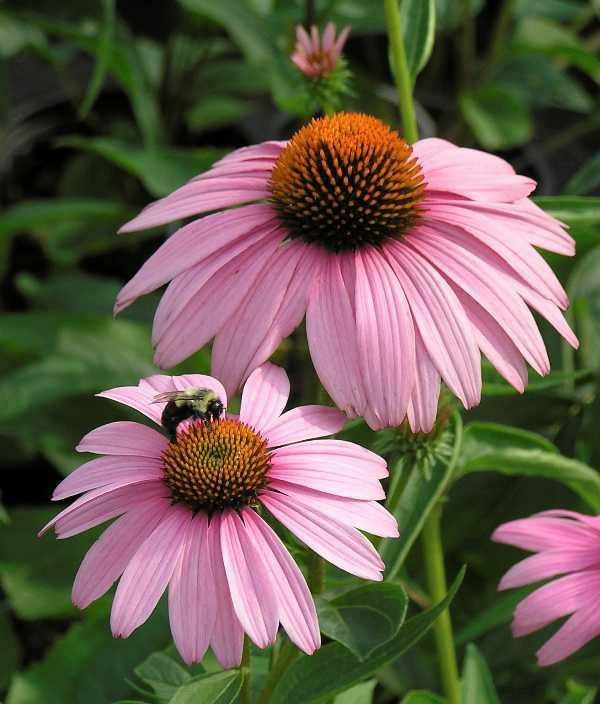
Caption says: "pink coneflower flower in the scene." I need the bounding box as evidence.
[40,363,396,667]
[291,22,350,78]
[493,510,600,666]
[115,112,577,432]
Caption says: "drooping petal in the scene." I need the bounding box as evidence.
[212,241,319,395]
[537,605,600,666]
[512,570,600,637]
[111,505,191,638]
[261,490,384,581]
[269,480,398,537]
[406,329,441,433]
[219,510,279,648]
[41,481,165,539]
[269,439,387,477]
[492,516,600,552]
[263,406,346,447]
[154,231,283,369]
[206,515,244,668]
[239,363,289,431]
[414,138,535,201]
[72,495,170,608]
[242,508,320,654]
[169,513,216,665]
[76,421,168,458]
[306,254,367,420]
[354,247,415,428]
[499,549,600,590]
[115,205,276,313]
[52,455,163,500]
[386,239,481,407]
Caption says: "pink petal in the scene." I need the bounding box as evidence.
[406,329,440,433]
[115,204,275,313]
[76,421,168,458]
[239,363,289,432]
[242,508,320,654]
[219,510,278,648]
[263,405,346,447]
[270,439,387,477]
[154,229,283,369]
[387,240,481,408]
[211,241,319,395]
[411,225,550,375]
[52,455,163,500]
[354,247,415,428]
[512,570,600,637]
[492,516,600,552]
[453,287,528,392]
[295,25,313,54]
[334,26,351,55]
[206,515,244,668]
[111,505,191,637]
[537,605,600,666]
[72,496,170,608]
[41,481,165,539]
[269,480,398,537]
[169,513,216,664]
[414,139,535,201]
[261,490,384,580]
[499,549,600,590]
[310,25,320,51]
[214,141,286,167]
[306,254,367,420]
[322,22,336,51]
[535,509,600,531]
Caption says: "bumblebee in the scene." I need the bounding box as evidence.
[152,387,224,441]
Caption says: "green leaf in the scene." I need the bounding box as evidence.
[482,364,590,396]
[269,567,466,704]
[459,422,600,512]
[559,679,598,704]
[461,644,501,704]
[459,84,533,150]
[185,95,250,134]
[380,414,463,579]
[316,582,408,660]
[455,585,535,646]
[78,0,115,118]
[6,603,171,704]
[401,0,436,81]
[333,680,377,704]
[534,196,600,226]
[566,153,600,195]
[0,506,100,620]
[176,0,273,65]
[168,670,243,704]
[134,652,191,701]
[0,603,21,689]
[401,692,445,704]
[59,136,225,197]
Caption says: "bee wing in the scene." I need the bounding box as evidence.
[150,391,186,404]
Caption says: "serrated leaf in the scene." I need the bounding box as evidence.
[134,652,191,701]
[269,567,466,704]
[461,644,501,704]
[380,414,462,579]
[316,582,408,660]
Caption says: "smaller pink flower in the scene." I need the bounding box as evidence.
[40,363,397,668]
[493,510,600,666]
[291,22,350,78]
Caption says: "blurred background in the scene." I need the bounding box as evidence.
[1,1,599,702]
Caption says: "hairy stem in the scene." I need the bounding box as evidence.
[422,503,461,704]
[384,0,419,143]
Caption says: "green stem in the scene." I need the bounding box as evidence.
[384,0,419,143]
[308,551,325,594]
[240,637,251,704]
[257,637,299,704]
[422,503,461,704]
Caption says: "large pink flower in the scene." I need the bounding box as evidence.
[115,112,577,432]
[493,510,600,666]
[40,363,396,667]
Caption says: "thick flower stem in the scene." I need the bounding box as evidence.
[240,637,251,704]
[421,503,461,704]
[384,0,419,143]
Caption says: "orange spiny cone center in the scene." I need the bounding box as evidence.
[161,418,271,513]
[269,112,425,251]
